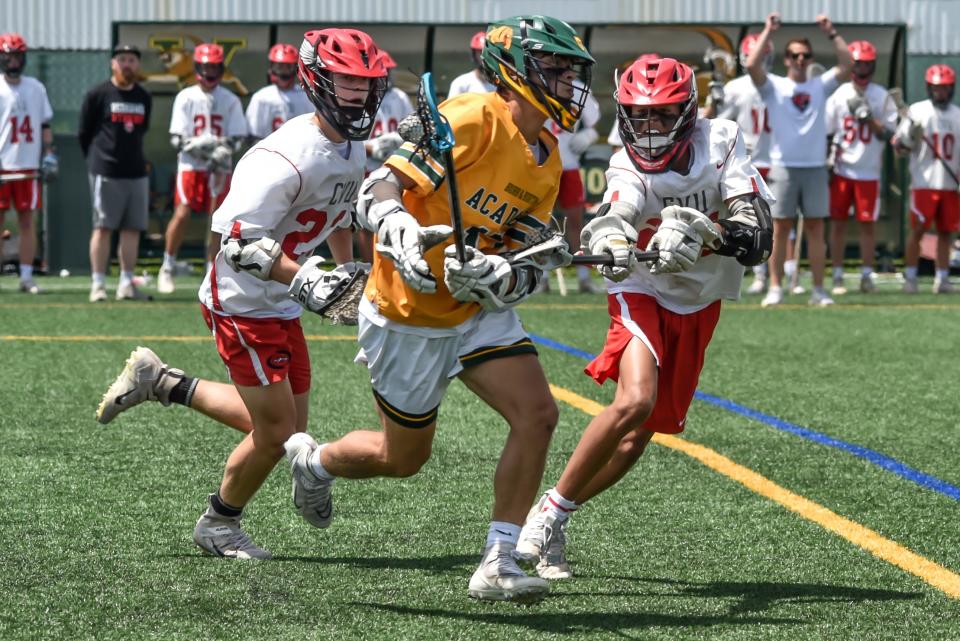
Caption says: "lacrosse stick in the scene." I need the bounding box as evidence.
[555,266,568,296]
[397,71,466,262]
[889,87,960,188]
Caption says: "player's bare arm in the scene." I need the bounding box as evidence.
[817,14,853,82]
[747,12,780,88]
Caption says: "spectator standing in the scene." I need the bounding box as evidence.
[747,12,852,307]
[825,40,898,295]
[245,44,313,143]
[893,64,960,293]
[79,44,153,302]
[447,31,495,98]
[0,32,55,294]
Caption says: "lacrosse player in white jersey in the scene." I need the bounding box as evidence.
[704,34,776,294]
[517,57,773,579]
[95,28,388,559]
[548,84,602,293]
[825,40,898,295]
[0,33,55,294]
[245,43,314,142]
[159,43,248,294]
[893,64,960,294]
[447,31,496,97]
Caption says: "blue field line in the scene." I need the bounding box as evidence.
[530,333,960,503]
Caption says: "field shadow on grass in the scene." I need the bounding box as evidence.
[267,553,478,574]
[599,576,923,616]
[351,602,801,636]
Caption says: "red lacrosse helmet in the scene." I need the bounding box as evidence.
[470,30,485,68]
[379,50,397,69]
[616,57,698,173]
[739,33,773,71]
[268,43,298,88]
[926,64,956,108]
[298,28,389,140]
[193,43,225,89]
[0,33,28,77]
[848,40,877,88]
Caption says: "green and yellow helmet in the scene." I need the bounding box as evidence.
[481,15,595,132]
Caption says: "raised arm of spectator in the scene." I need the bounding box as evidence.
[747,12,780,89]
[817,14,852,82]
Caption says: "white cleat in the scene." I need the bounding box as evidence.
[157,267,175,294]
[95,346,184,424]
[536,520,572,580]
[830,277,847,296]
[933,278,954,294]
[809,288,835,307]
[790,284,807,295]
[468,542,549,603]
[746,277,767,295]
[902,277,919,294]
[516,493,549,563]
[284,432,334,529]
[193,505,271,560]
[760,286,784,308]
[859,274,876,293]
[89,283,108,303]
[116,281,153,301]
[516,494,573,580]
[19,278,40,294]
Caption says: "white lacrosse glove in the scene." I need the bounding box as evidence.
[706,80,725,108]
[370,132,404,161]
[847,94,872,122]
[181,134,218,159]
[443,245,513,309]
[40,152,59,182]
[288,258,370,324]
[375,204,452,294]
[210,143,233,170]
[646,205,722,275]
[580,215,639,282]
[568,127,599,156]
[222,236,282,281]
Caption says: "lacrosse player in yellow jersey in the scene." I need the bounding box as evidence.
[281,15,595,603]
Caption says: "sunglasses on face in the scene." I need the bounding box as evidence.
[788,51,813,61]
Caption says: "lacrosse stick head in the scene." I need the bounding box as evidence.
[396,71,455,159]
[313,263,369,325]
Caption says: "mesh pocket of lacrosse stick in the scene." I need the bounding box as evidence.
[397,71,455,157]
[314,268,369,326]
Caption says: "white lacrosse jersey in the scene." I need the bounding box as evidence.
[902,99,960,190]
[602,118,773,314]
[717,75,771,169]
[826,82,897,181]
[169,84,248,171]
[447,70,495,98]
[366,87,414,172]
[245,84,314,140]
[0,76,53,170]
[550,86,601,170]
[199,113,363,319]
[758,69,839,168]
[608,121,622,147]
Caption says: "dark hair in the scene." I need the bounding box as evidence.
[784,38,813,57]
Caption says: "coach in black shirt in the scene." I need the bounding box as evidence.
[79,44,153,301]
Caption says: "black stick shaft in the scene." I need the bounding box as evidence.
[572,250,659,266]
[442,149,467,262]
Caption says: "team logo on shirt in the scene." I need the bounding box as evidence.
[792,91,811,111]
[110,102,146,133]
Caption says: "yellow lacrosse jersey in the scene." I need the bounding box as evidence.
[370,91,561,328]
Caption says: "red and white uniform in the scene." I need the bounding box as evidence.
[550,85,600,208]
[365,86,413,172]
[717,75,771,172]
[904,99,960,231]
[0,75,52,211]
[169,84,247,171]
[826,82,897,221]
[603,118,771,313]
[447,71,495,98]
[244,84,313,139]
[199,113,362,319]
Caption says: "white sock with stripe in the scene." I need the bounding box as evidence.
[544,487,577,522]
[486,521,521,548]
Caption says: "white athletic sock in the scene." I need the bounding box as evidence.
[861,266,874,277]
[92,272,106,287]
[905,266,918,280]
[544,487,577,521]
[832,266,844,280]
[936,268,950,280]
[784,259,797,278]
[485,521,521,548]
[576,265,590,281]
[753,264,767,277]
[119,270,134,286]
[162,253,176,270]
[307,444,336,481]
[19,264,32,280]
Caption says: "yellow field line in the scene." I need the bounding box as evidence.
[549,384,960,600]
[0,335,355,342]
